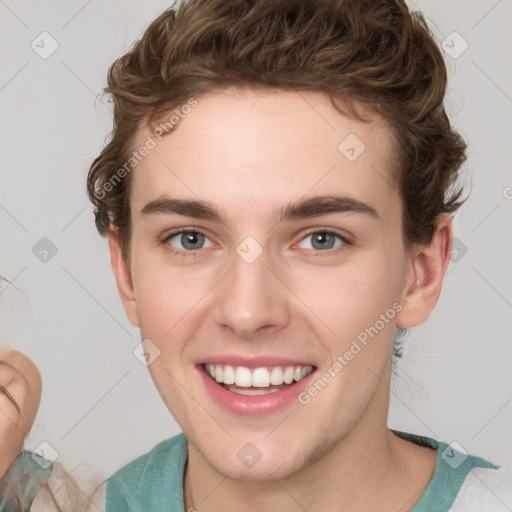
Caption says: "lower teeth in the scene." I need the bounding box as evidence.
[222,383,292,395]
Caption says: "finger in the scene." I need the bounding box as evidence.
[0,353,42,434]
[0,383,21,415]
[0,364,27,433]
[0,359,30,386]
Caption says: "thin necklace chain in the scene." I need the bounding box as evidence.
[187,464,196,511]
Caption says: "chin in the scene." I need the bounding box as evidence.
[195,435,314,482]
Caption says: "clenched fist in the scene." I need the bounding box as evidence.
[0,347,42,482]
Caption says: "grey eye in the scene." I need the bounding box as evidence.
[168,231,211,251]
[299,231,344,251]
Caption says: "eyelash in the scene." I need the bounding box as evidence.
[159,228,352,258]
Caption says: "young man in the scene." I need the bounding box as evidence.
[1,0,511,510]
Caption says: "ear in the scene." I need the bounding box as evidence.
[396,213,453,328]
[107,228,140,327]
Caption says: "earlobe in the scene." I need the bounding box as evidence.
[396,214,453,328]
[107,228,140,327]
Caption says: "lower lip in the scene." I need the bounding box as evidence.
[198,365,316,416]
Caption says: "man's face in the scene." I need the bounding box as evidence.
[120,88,412,479]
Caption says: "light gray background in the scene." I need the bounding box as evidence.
[1,0,511,480]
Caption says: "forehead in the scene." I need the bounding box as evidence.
[128,88,401,223]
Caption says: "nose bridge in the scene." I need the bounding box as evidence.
[213,237,289,337]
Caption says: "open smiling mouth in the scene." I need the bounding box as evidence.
[202,363,315,396]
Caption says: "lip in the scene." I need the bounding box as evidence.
[197,363,316,416]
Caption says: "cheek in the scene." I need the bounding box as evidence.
[131,250,200,336]
[291,252,403,338]
[133,269,174,343]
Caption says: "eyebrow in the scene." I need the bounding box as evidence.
[140,194,379,223]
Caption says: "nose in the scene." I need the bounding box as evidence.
[213,243,290,340]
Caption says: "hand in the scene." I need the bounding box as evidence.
[0,347,42,482]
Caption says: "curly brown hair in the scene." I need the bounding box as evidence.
[87,0,467,263]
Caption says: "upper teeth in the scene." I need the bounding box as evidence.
[204,364,314,387]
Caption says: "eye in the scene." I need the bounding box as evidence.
[161,229,214,255]
[296,230,350,254]
[159,228,351,257]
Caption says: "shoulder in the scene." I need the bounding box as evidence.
[108,433,187,484]
[392,430,511,512]
[449,464,512,511]
[106,433,188,511]
[0,451,52,510]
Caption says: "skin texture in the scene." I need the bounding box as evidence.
[0,347,42,482]
[109,88,452,511]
